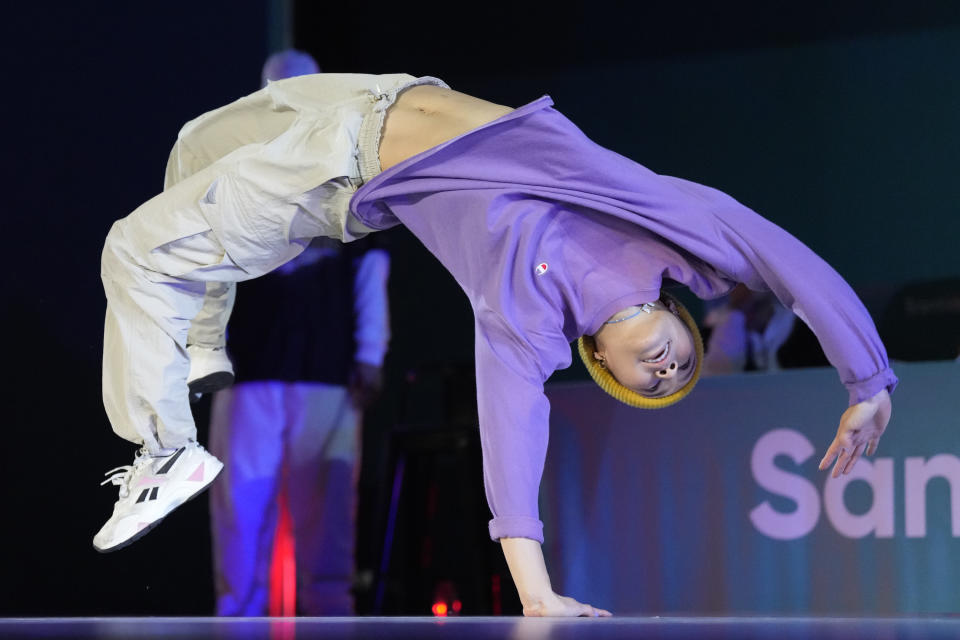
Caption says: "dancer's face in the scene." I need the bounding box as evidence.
[592,303,697,398]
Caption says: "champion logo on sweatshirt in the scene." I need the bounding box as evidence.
[534,262,548,276]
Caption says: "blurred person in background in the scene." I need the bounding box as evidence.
[206,50,389,616]
[701,283,795,374]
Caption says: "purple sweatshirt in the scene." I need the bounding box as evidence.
[350,96,898,543]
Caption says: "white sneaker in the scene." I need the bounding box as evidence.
[93,442,224,552]
[186,345,235,396]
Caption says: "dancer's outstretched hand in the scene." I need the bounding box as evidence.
[522,592,612,617]
[819,388,892,478]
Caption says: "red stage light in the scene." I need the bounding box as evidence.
[432,602,449,617]
[452,600,462,613]
[269,490,296,617]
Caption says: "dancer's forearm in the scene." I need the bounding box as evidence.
[500,537,612,617]
[500,537,554,606]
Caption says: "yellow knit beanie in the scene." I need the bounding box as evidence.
[577,292,704,409]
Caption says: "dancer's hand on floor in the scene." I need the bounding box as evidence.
[522,592,612,617]
[499,537,610,618]
[819,388,891,478]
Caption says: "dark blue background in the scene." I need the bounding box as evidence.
[1,0,957,615]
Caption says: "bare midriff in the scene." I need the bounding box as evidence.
[378,84,514,171]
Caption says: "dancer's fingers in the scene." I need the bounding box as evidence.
[819,440,841,471]
[842,443,866,474]
[832,447,850,478]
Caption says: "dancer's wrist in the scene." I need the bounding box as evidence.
[500,536,553,606]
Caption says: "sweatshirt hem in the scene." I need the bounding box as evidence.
[844,366,899,405]
[488,516,544,544]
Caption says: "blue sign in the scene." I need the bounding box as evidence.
[543,362,960,614]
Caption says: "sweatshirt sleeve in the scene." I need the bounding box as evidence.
[660,176,898,405]
[474,317,551,543]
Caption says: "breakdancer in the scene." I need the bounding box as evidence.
[97,73,896,617]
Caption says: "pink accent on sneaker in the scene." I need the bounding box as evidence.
[135,475,167,488]
[187,462,205,482]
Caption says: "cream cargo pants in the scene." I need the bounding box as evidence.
[101,73,446,453]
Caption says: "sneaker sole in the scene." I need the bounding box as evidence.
[187,372,235,396]
[93,459,224,553]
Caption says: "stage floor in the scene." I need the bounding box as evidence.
[2,616,959,639]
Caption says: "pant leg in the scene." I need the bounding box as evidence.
[152,73,433,344]
[186,282,236,350]
[101,163,252,451]
[284,383,360,616]
[166,130,235,354]
[102,114,358,450]
[101,74,420,451]
[166,87,269,354]
[209,383,286,617]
